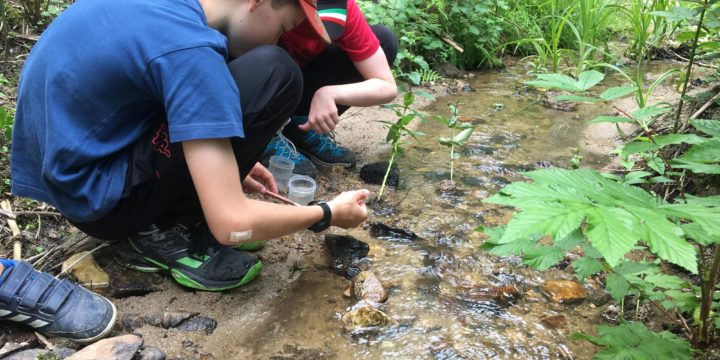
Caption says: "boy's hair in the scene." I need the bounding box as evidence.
[271,0,299,8]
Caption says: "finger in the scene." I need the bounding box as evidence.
[242,177,265,194]
[298,122,312,131]
[353,189,370,203]
[331,111,340,125]
[260,170,278,194]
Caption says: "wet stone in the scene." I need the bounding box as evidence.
[162,311,198,329]
[136,346,166,360]
[176,316,217,335]
[433,62,462,78]
[106,262,162,299]
[543,91,577,112]
[436,180,463,197]
[342,303,390,331]
[460,144,496,157]
[119,313,146,332]
[542,314,567,329]
[324,235,369,279]
[4,348,76,360]
[67,334,143,360]
[360,161,398,187]
[352,271,388,303]
[458,176,485,188]
[542,280,587,304]
[369,222,418,243]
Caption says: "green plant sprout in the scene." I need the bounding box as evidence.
[435,103,474,181]
[376,91,429,200]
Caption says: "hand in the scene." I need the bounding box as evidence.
[299,86,339,134]
[242,162,278,195]
[327,189,370,228]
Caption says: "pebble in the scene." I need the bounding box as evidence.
[136,346,166,360]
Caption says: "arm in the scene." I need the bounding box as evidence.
[182,138,369,244]
[299,47,398,133]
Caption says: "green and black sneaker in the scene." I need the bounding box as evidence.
[116,224,263,291]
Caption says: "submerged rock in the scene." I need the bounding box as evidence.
[436,180,463,196]
[324,235,369,279]
[541,280,587,304]
[542,91,577,112]
[342,303,390,331]
[352,271,388,303]
[360,162,398,187]
[61,251,109,290]
[542,314,567,329]
[369,222,417,243]
[67,334,143,360]
[366,198,396,217]
[433,62,462,78]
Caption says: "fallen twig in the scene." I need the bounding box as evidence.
[55,242,111,277]
[34,332,57,351]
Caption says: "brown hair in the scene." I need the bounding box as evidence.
[270,0,299,8]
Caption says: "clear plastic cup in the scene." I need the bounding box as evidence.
[268,156,295,193]
[288,175,316,205]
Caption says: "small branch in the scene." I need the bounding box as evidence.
[14,210,62,217]
[34,332,57,350]
[667,50,720,71]
[674,1,708,133]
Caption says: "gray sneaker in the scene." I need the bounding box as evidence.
[0,260,117,343]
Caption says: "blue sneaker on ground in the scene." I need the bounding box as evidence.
[284,117,357,168]
[261,133,318,179]
[0,260,117,343]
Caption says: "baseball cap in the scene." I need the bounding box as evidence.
[298,0,347,44]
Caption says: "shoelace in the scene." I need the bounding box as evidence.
[306,130,342,154]
[275,131,301,160]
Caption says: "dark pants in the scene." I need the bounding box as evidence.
[72,46,302,240]
[292,24,398,118]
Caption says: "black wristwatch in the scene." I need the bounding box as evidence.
[307,201,331,233]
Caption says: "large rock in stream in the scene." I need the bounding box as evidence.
[352,271,388,303]
[541,280,587,304]
[324,235,369,279]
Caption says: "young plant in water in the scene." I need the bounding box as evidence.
[376,91,427,200]
[435,103,475,181]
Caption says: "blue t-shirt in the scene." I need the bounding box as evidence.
[11,0,244,222]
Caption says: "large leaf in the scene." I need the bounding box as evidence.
[522,245,566,270]
[681,223,720,245]
[599,86,637,101]
[585,207,638,266]
[576,70,605,90]
[619,134,707,157]
[631,106,669,121]
[556,95,602,103]
[676,139,720,163]
[499,203,588,244]
[690,119,720,136]
[659,204,720,236]
[629,207,698,273]
[572,322,693,360]
[670,160,720,174]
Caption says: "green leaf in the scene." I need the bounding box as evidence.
[660,203,720,236]
[526,73,582,92]
[614,261,652,275]
[663,290,699,313]
[644,273,687,290]
[622,171,652,185]
[554,229,585,250]
[629,206,698,273]
[681,223,720,245]
[407,72,421,85]
[452,127,474,145]
[575,70,604,91]
[645,154,665,174]
[499,203,588,244]
[631,106,669,120]
[690,119,720,136]
[620,134,706,156]
[605,273,630,301]
[574,256,604,280]
[482,238,535,256]
[588,115,633,124]
[575,322,693,360]
[676,140,720,163]
[599,86,637,101]
[670,160,720,174]
[522,245,566,270]
[556,95,602,103]
[585,207,638,266]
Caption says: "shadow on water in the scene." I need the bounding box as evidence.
[244,63,646,359]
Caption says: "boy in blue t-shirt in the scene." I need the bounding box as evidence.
[1,0,369,343]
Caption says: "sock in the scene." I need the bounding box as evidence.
[0,258,17,286]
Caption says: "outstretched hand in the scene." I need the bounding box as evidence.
[327,189,370,228]
[242,162,278,195]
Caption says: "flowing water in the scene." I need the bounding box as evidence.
[244,64,625,359]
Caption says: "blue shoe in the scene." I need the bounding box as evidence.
[284,117,357,168]
[261,134,318,178]
[0,260,117,343]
